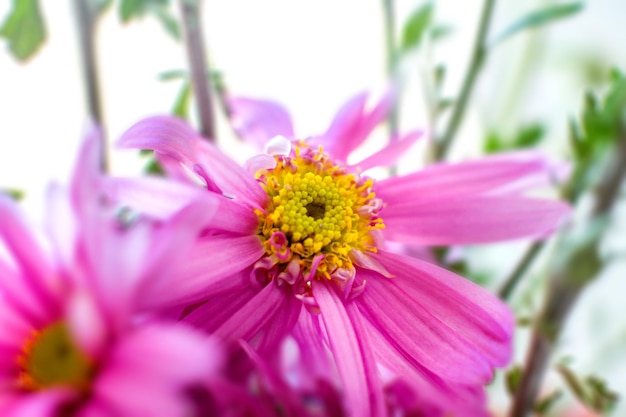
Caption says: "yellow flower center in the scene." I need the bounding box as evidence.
[17,322,94,392]
[255,144,384,281]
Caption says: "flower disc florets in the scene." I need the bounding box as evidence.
[255,143,384,282]
[17,322,94,392]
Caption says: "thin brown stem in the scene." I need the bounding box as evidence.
[179,0,216,141]
[72,0,107,170]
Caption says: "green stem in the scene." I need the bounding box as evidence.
[498,241,544,300]
[434,0,496,160]
[509,135,626,416]
[179,0,216,141]
[382,0,400,175]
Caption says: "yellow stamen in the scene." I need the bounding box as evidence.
[255,143,384,281]
[17,322,94,392]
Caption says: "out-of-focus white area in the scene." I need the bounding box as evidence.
[1,0,625,415]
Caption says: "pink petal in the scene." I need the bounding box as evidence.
[357,269,495,385]
[228,96,295,149]
[70,124,103,215]
[119,116,267,208]
[291,311,335,383]
[95,324,220,417]
[371,250,513,367]
[309,92,370,161]
[382,196,570,245]
[352,130,423,172]
[377,152,566,203]
[0,198,57,309]
[313,282,386,417]
[180,279,257,330]
[368,327,489,417]
[67,290,107,359]
[214,283,293,348]
[148,235,264,307]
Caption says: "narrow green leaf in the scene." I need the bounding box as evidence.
[158,69,188,81]
[401,2,434,51]
[494,3,583,45]
[0,0,46,62]
[152,6,180,40]
[431,24,452,42]
[172,81,191,119]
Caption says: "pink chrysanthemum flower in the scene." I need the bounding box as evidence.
[117,92,569,416]
[0,131,224,417]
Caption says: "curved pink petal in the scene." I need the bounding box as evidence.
[70,124,103,216]
[214,283,295,349]
[104,177,258,234]
[377,152,566,203]
[372,250,513,367]
[94,324,220,417]
[352,130,423,172]
[0,198,57,309]
[119,116,267,208]
[357,271,498,385]
[180,278,258,331]
[310,91,391,162]
[382,196,570,245]
[313,282,386,417]
[291,311,335,383]
[1,390,74,417]
[228,96,295,149]
[367,327,489,417]
[146,235,264,308]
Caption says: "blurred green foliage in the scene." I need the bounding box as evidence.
[557,364,619,414]
[119,0,180,40]
[493,2,584,45]
[401,2,433,52]
[0,188,25,201]
[484,123,545,153]
[566,69,626,202]
[0,0,45,61]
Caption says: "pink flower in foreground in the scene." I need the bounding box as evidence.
[0,132,223,417]
[117,92,569,416]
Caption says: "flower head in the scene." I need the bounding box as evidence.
[0,130,224,417]
[118,92,570,416]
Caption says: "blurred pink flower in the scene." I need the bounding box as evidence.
[0,131,223,417]
[117,92,569,416]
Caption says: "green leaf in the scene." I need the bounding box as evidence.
[119,0,180,41]
[0,0,46,62]
[513,124,545,148]
[484,123,545,153]
[0,188,25,201]
[172,81,191,119]
[557,364,619,414]
[494,3,583,44]
[431,24,452,42]
[158,69,188,81]
[534,390,563,414]
[152,6,180,40]
[505,365,523,396]
[401,2,434,51]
